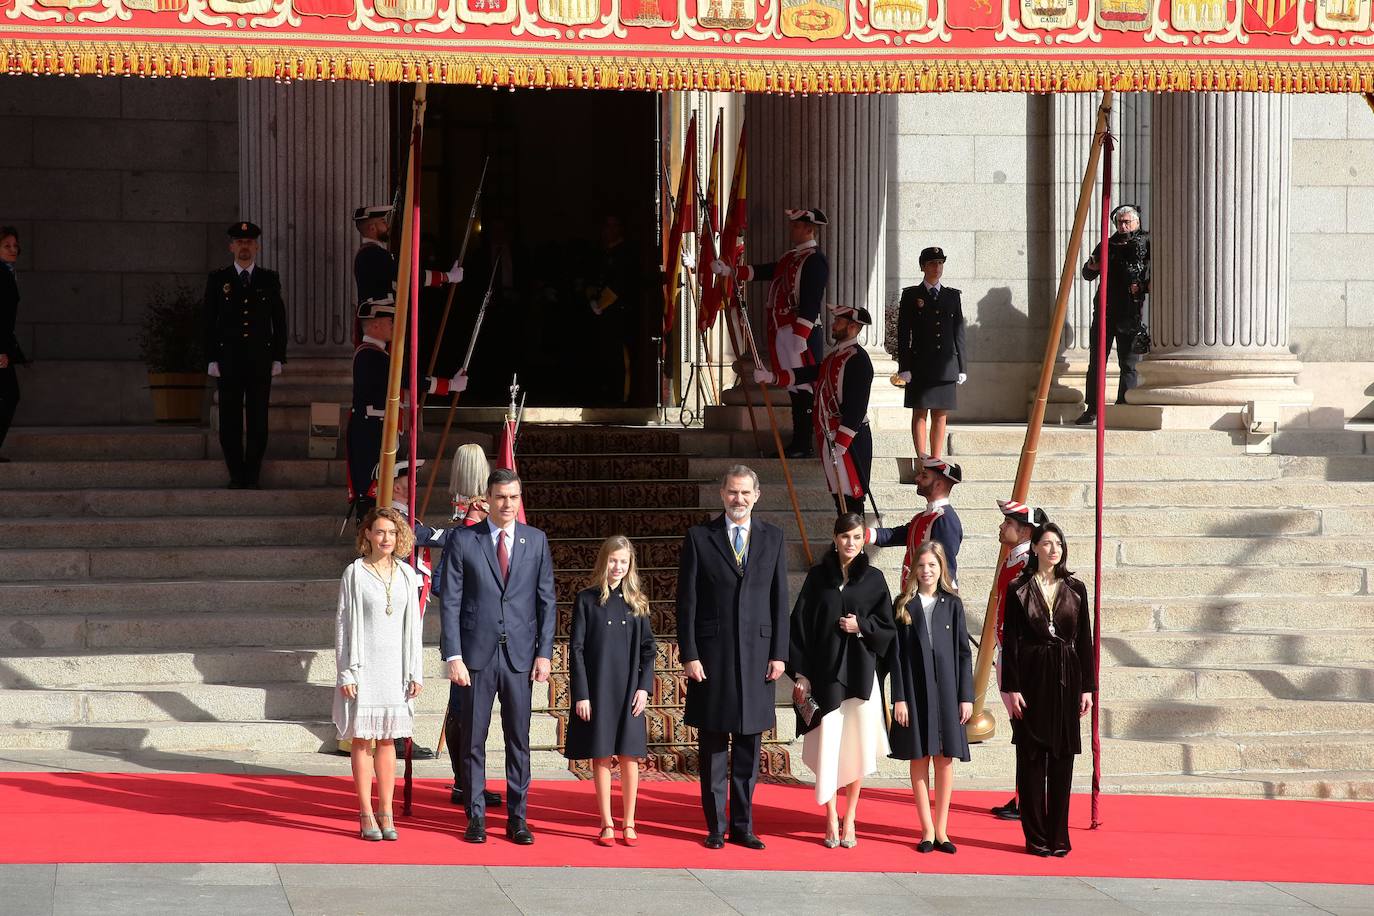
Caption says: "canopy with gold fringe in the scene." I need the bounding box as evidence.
[2,0,1373,92]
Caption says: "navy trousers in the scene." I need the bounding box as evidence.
[459,656,532,821]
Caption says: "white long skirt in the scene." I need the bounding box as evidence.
[801,676,890,805]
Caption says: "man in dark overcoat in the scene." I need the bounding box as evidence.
[204,221,287,489]
[675,465,789,850]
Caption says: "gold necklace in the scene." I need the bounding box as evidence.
[366,558,397,615]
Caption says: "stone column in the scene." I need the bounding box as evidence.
[1044,92,1151,422]
[1121,92,1311,427]
[239,81,390,357]
[711,93,897,428]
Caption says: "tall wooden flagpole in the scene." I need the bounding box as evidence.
[966,89,1114,743]
[378,85,428,525]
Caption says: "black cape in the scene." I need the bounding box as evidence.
[786,550,896,737]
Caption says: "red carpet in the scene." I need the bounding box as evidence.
[0,774,1370,884]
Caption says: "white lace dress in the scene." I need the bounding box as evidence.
[332,558,424,741]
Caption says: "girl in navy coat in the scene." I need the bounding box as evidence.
[888,540,973,855]
[565,535,657,846]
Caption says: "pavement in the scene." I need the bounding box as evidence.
[3,864,1373,916]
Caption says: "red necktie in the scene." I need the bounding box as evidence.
[497,530,510,581]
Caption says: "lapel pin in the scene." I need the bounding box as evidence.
[519,537,526,544]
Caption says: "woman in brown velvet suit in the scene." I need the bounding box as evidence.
[999,522,1096,858]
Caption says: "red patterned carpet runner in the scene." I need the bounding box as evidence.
[520,426,794,780]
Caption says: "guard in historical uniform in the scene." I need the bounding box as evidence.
[755,303,874,516]
[866,454,964,589]
[990,498,1049,822]
[352,204,465,343]
[204,221,287,489]
[1077,204,1151,425]
[896,246,966,459]
[344,295,468,521]
[714,207,829,458]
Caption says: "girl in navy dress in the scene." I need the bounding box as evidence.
[565,535,657,846]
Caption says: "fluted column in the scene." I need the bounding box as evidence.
[239,81,390,357]
[1044,92,1151,421]
[1124,92,1310,423]
[712,93,896,425]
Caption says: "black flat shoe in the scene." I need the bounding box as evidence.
[1026,844,1052,857]
[916,840,935,854]
[727,833,767,850]
[1074,411,1097,426]
[990,798,1020,821]
[506,819,535,845]
[935,840,957,854]
[1051,848,1070,857]
[704,833,725,849]
[464,816,487,844]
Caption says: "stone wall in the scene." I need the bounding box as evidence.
[888,93,1054,421]
[1289,94,1374,421]
[1,78,238,424]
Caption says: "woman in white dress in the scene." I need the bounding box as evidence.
[787,513,897,848]
[334,506,425,841]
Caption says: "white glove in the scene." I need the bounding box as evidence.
[833,441,848,457]
[207,362,221,378]
[681,251,697,271]
[710,259,733,278]
[752,368,776,385]
[271,361,282,377]
[789,331,810,364]
[449,371,468,394]
[956,372,967,385]
[897,371,912,384]
[447,261,464,284]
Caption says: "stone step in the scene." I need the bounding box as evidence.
[10,488,341,519]
[1098,698,1374,739]
[0,459,344,491]
[0,516,347,550]
[1099,630,1374,667]
[0,546,352,582]
[945,426,1243,456]
[1102,664,1374,702]
[688,454,1374,485]
[0,577,338,615]
[2,427,212,461]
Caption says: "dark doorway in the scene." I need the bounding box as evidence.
[413,86,661,408]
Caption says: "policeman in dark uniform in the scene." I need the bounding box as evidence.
[345,295,467,520]
[204,221,287,489]
[896,247,966,459]
[714,208,829,458]
[756,302,874,516]
[1077,204,1151,425]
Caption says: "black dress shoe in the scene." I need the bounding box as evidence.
[916,840,935,854]
[1074,410,1097,426]
[408,744,436,760]
[1051,847,1070,857]
[484,789,503,807]
[1026,844,1052,857]
[990,798,1020,821]
[226,479,245,490]
[727,833,767,850]
[450,786,465,806]
[506,819,535,845]
[464,816,487,844]
[704,833,725,849]
[935,840,957,854]
[783,445,814,459]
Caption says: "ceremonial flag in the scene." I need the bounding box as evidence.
[662,114,698,338]
[495,414,526,524]
[696,115,725,333]
[718,122,748,307]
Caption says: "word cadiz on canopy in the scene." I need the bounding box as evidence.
[2,0,1371,91]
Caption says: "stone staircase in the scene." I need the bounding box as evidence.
[1,419,1371,798]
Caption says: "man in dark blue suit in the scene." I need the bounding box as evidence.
[437,468,556,845]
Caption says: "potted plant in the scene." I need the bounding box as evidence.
[138,284,207,423]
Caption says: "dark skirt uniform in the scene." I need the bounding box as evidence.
[897,248,966,412]
[564,585,656,760]
[887,588,973,762]
[1000,573,1097,854]
[204,221,287,488]
[0,257,26,456]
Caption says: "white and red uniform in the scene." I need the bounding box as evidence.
[739,239,828,387]
[778,336,873,502]
[866,497,964,591]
